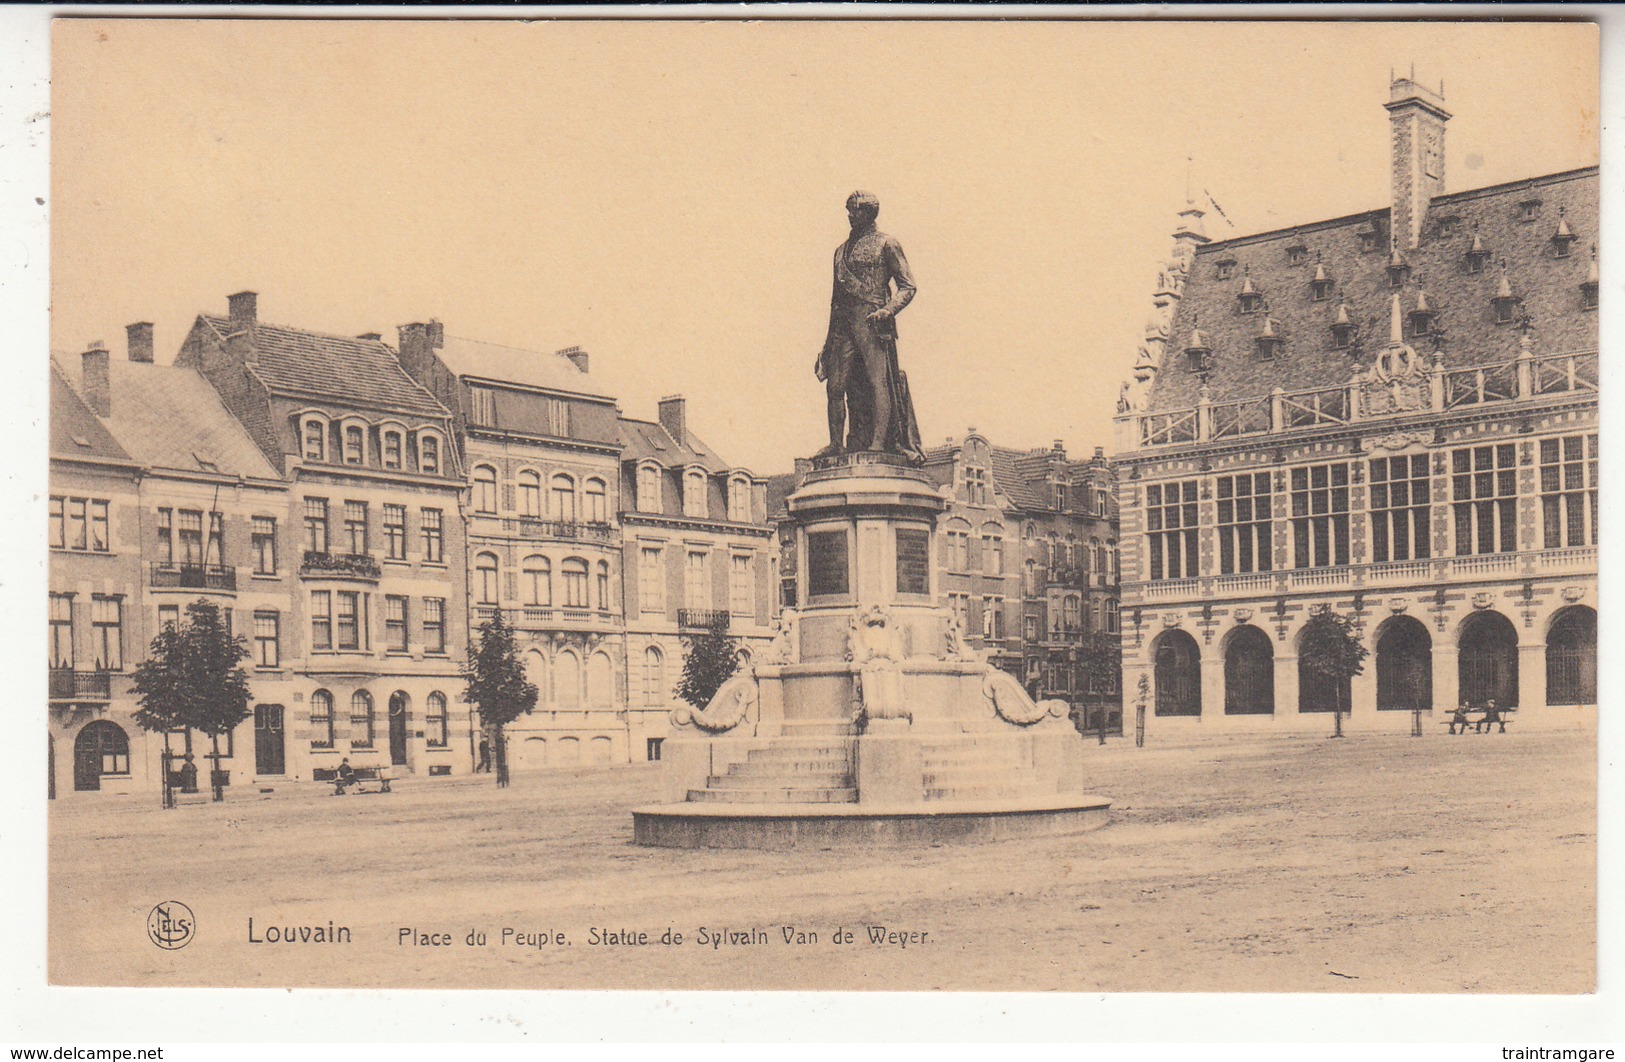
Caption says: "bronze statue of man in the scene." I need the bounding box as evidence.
[815,191,924,463]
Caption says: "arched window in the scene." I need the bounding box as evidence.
[728,477,751,523]
[588,651,614,708]
[1023,522,1036,543]
[555,651,581,710]
[524,650,549,706]
[302,418,327,462]
[1105,598,1120,634]
[343,424,366,466]
[521,555,551,607]
[475,553,500,605]
[473,465,498,514]
[425,692,449,748]
[561,558,589,608]
[1224,626,1275,715]
[310,689,335,748]
[642,647,665,706]
[596,560,611,610]
[585,478,608,523]
[350,690,375,748]
[683,469,708,518]
[518,470,542,517]
[380,428,404,470]
[1547,606,1597,705]
[637,464,662,513]
[551,474,577,522]
[1107,540,1119,582]
[73,721,130,791]
[1154,630,1202,716]
[418,434,441,475]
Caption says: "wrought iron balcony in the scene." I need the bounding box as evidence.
[678,608,730,631]
[149,562,237,591]
[507,517,616,543]
[300,550,381,580]
[49,669,111,702]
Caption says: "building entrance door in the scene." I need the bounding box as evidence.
[388,692,410,767]
[1459,611,1519,708]
[254,704,285,775]
[1546,606,1597,705]
[1223,626,1275,715]
[1376,617,1433,712]
[1154,630,1201,716]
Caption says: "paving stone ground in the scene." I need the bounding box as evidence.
[49,725,1595,992]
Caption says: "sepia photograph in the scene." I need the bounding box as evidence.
[28,11,1605,1014]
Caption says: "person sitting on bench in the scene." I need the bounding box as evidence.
[1477,700,1506,734]
[1449,702,1472,735]
[335,757,358,795]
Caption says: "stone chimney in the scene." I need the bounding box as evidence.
[658,395,687,443]
[82,342,111,417]
[396,322,436,377]
[426,320,444,350]
[227,290,258,332]
[557,345,590,373]
[1385,73,1451,251]
[126,322,154,364]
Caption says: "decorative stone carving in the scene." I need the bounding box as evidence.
[1562,586,1586,603]
[848,605,910,725]
[1472,592,1494,609]
[672,671,758,733]
[1365,431,1432,454]
[1356,341,1431,417]
[983,667,1066,726]
[1233,607,1254,623]
[762,608,800,665]
[944,610,983,663]
[1161,614,1182,628]
[1388,598,1409,614]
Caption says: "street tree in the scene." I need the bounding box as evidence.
[1298,609,1370,739]
[461,612,538,788]
[1078,630,1123,741]
[675,621,742,710]
[131,599,253,805]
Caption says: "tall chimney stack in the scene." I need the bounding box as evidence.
[126,322,154,364]
[82,341,111,417]
[557,345,589,373]
[227,290,258,332]
[658,395,687,443]
[1385,74,1451,251]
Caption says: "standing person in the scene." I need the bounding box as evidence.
[815,191,924,463]
[478,735,491,774]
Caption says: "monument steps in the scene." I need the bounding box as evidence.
[924,782,1062,802]
[724,759,852,778]
[686,786,858,804]
[708,770,852,789]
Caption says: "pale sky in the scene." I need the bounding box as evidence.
[51,19,1598,474]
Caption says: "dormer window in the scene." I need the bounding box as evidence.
[1053,484,1066,511]
[1492,260,1521,325]
[1331,302,1357,351]
[343,425,365,466]
[301,419,326,462]
[637,464,662,512]
[419,434,441,475]
[1435,216,1460,238]
[1184,324,1212,375]
[1357,227,1380,253]
[1386,248,1410,290]
[683,469,708,519]
[381,430,404,471]
[1215,259,1235,281]
[727,477,751,523]
[1518,199,1543,223]
[1551,207,1577,258]
[1254,317,1283,360]
[1582,246,1599,310]
[1465,224,1491,274]
[1237,269,1262,314]
[1408,288,1436,339]
[1310,257,1332,301]
[1285,244,1307,267]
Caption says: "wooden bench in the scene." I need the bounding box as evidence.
[1440,711,1514,735]
[312,766,393,794]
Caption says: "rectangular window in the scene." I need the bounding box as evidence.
[1217,472,1273,575]
[336,591,365,650]
[896,529,931,595]
[426,695,449,748]
[91,595,122,671]
[639,546,665,614]
[807,530,850,597]
[729,554,754,617]
[469,386,496,427]
[646,737,664,762]
[48,496,64,549]
[251,517,277,574]
[253,610,280,668]
[419,436,440,475]
[385,595,408,652]
[343,425,364,465]
[983,534,1004,576]
[50,497,111,553]
[208,511,224,566]
[90,501,110,553]
[423,598,446,654]
[310,695,333,749]
[965,467,988,505]
[382,432,403,470]
[303,420,325,461]
[1540,435,1598,549]
[1452,444,1518,555]
[1291,463,1351,569]
[420,508,443,563]
[1369,455,1432,563]
[310,591,332,651]
[158,604,179,631]
[343,501,368,555]
[383,505,407,561]
[684,550,709,609]
[638,466,661,512]
[177,509,203,565]
[981,597,1005,640]
[1146,480,1200,580]
[547,398,569,436]
[947,592,969,632]
[728,484,750,523]
[304,498,329,554]
[49,593,74,669]
[66,498,87,551]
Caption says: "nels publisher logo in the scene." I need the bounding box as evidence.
[147,901,195,950]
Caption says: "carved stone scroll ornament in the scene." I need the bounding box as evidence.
[983,667,1066,727]
[671,671,758,733]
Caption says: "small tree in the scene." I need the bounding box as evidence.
[675,622,742,709]
[461,612,537,788]
[1298,609,1369,739]
[1078,630,1123,742]
[131,599,253,804]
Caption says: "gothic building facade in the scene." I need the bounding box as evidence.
[1113,78,1598,731]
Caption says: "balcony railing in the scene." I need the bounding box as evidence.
[49,669,111,701]
[678,608,731,630]
[473,605,619,629]
[300,551,381,580]
[503,517,616,543]
[149,563,236,591]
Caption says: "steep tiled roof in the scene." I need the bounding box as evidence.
[200,316,448,416]
[55,354,280,479]
[987,445,1053,511]
[617,416,732,474]
[1147,167,1599,413]
[49,360,131,465]
[437,335,610,398]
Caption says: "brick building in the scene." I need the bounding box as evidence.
[1113,78,1598,730]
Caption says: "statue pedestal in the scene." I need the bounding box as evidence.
[632,454,1112,848]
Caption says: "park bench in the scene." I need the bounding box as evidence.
[1440,709,1514,735]
[311,766,393,795]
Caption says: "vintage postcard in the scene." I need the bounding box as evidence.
[39,15,1600,1004]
